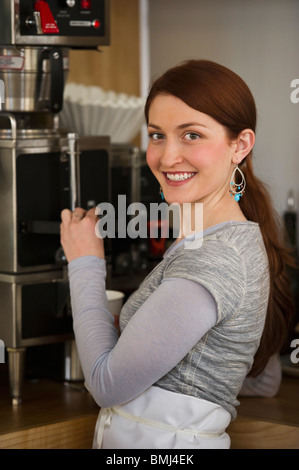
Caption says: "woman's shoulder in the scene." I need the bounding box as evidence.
[164,220,268,284]
[207,220,264,250]
[167,221,264,259]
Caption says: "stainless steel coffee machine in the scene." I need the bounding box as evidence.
[0,0,110,404]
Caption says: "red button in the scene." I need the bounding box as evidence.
[92,19,101,29]
[81,0,91,9]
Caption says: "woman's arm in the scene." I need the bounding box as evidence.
[68,256,217,408]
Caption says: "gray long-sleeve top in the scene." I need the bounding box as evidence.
[68,221,271,419]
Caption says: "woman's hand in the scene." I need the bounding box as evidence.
[60,207,105,262]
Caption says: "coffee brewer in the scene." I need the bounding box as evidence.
[0,0,110,404]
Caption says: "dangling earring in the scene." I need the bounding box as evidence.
[229,164,246,202]
[159,187,165,201]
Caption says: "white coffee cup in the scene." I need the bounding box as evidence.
[106,290,125,316]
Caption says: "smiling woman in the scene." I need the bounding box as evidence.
[60,59,295,449]
[146,93,254,215]
[144,59,295,377]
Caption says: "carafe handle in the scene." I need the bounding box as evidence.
[39,48,64,113]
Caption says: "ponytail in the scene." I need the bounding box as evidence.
[240,155,295,376]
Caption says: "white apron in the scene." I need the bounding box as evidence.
[92,386,231,449]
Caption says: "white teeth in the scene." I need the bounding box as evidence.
[166,172,195,181]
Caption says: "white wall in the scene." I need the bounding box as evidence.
[144,0,299,235]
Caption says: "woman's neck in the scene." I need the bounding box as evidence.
[176,196,246,241]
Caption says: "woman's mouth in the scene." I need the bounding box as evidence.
[164,172,196,182]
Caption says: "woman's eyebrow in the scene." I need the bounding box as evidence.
[147,123,161,129]
[177,122,208,129]
[147,122,208,129]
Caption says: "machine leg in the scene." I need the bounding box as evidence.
[7,347,26,406]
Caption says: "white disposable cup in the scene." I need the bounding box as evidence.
[106,290,125,317]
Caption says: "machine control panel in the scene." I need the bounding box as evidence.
[0,0,110,47]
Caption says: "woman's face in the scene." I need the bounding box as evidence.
[146,94,237,206]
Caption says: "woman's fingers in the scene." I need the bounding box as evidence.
[61,208,72,223]
[71,208,87,222]
[59,206,105,262]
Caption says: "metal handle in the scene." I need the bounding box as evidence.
[49,49,64,113]
[54,133,80,264]
[0,113,17,140]
[39,48,64,113]
[67,133,80,210]
[33,11,43,34]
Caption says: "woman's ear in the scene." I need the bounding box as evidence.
[232,129,255,164]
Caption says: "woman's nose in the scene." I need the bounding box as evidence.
[160,140,184,167]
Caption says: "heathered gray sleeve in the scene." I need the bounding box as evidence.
[68,256,217,408]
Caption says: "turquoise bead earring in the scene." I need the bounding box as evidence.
[229,164,246,202]
[159,187,165,201]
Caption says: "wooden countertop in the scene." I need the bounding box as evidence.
[236,375,299,427]
[0,363,298,449]
[0,364,99,449]
[228,374,299,449]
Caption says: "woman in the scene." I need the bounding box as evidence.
[60,60,294,449]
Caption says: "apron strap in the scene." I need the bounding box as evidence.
[96,405,224,448]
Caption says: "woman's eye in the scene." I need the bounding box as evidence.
[184,132,201,141]
[149,132,164,141]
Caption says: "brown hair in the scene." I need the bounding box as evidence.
[145,59,295,376]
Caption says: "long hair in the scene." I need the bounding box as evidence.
[145,59,295,376]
